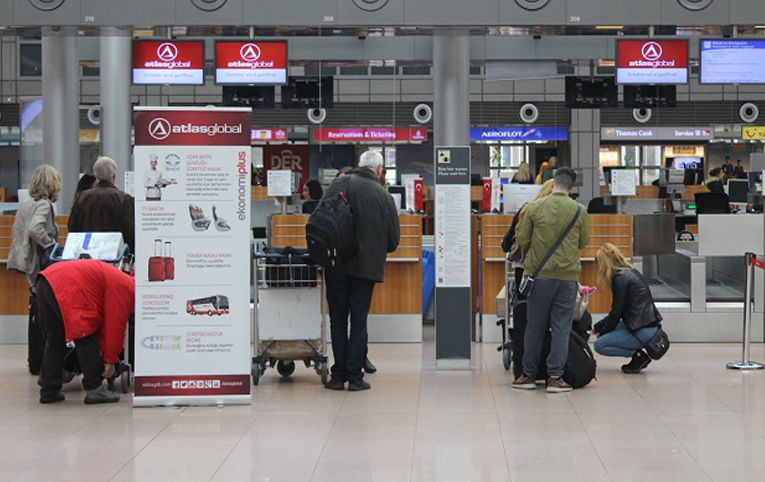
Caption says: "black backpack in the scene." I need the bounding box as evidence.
[305,175,356,269]
[562,331,597,389]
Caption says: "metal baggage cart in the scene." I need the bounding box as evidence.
[496,254,516,371]
[251,246,328,385]
[49,238,135,393]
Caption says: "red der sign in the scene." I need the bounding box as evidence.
[215,41,288,85]
[616,39,689,85]
[132,41,205,85]
[134,109,252,146]
[262,145,310,191]
[314,128,429,143]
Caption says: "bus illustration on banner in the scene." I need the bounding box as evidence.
[187,295,230,316]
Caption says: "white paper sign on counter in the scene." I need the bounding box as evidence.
[267,170,293,197]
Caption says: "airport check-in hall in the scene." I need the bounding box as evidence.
[2,1,765,481]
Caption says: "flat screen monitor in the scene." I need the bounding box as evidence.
[695,192,731,214]
[132,40,205,85]
[700,39,765,84]
[565,76,618,108]
[672,157,703,170]
[727,179,749,203]
[616,39,689,85]
[222,85,275,108]
[281,77,334,109]
[503,184,543,214]
[215,41,288,85]
[388,186,406,209]
[623,85,677,108]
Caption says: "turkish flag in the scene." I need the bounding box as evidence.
[482,179,492,213]
[414,179,423,212]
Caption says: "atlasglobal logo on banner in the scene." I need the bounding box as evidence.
[314,128,428,142]
[132,41,205,85]
[215,41,288,85]
[135,110,251,146]
[616,39,689,85]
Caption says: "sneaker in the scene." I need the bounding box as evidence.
[84,385,120,404]
[40,392,65,404]
[324,377,346,390]
[347,379,371,391]
[622,350,652,374]
[546,377,573,393]
[363,358,377,374]
[512,374,537,390]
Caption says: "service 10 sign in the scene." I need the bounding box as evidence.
[215,41,288,85]
[132,41,205,85]
[616,39,689,85]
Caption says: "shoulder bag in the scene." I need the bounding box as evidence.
[633,271,670,360]
[518,204,582,297]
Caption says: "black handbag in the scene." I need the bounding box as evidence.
[644,328,670,360]
[519,205,582,297]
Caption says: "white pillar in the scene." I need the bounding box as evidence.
[433,30,470,146]
[100,27,133,189]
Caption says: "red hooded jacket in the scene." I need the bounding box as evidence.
[39,260,135,364]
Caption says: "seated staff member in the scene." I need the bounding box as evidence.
[301,179,324,214]
[37,259,134,404]
[705,167,725,194]
[590,244,662,374]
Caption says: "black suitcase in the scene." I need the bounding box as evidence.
[27,293,44,375]
[264,247,318,288]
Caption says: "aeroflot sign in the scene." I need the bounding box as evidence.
[132,41,205,85]
[215,41,288,85]
[135,110,251,146]
[616,39,689,85]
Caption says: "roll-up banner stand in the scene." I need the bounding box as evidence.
[434,146,472,370]
[133,107,252,407]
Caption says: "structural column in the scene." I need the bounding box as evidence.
[570,108,601,204]
[100,27,133,190]
[433,30,472,370]
[42,27,80,213]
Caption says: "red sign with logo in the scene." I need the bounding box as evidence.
[482,179,493,213]
[215,41,288,85]
[616,39,689,85]
[251,128,288,143]
[414,179,423,212]
[132,41,205,85]
[263,145,310,191]
[314,128,429,143]
[134,109,252,146]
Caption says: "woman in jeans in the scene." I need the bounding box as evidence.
[591,244,662,374]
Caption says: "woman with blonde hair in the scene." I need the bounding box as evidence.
[591,243,663,374]
[535,162,550,184]
[511,162,533,184]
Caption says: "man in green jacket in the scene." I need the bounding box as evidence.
[513,167,590,393]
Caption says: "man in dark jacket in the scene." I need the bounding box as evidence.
[322,151,400,391]
[69,157,135,252]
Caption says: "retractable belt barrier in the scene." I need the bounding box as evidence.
[727,252,765,370]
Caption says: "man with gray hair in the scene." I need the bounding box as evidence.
[69,156,135,251]
[322,150,400,391]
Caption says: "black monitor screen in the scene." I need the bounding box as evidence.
[565,76,618,109]
[281,76,334,109]
[728,180,749,203]
[623,85,677,108]
[695,192,731,214]
[222,85,275,108]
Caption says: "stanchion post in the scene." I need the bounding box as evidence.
[727,252,764,370]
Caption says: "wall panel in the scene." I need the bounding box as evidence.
[498,0,567,26]
[336,0,405,26]
[405,0,499,26]
[13,0,81,25]
[566,0,660,25]
[81,0,175,25]
[661,0,730,25]
[174,0,244,26]
[246,0,336,26]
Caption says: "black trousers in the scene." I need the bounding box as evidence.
[37,277,104,398]
[324,269,376,382]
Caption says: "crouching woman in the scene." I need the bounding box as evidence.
[591,244,662,374]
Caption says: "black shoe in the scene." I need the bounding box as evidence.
[324,377,346,390]
[347,379,371,391]
[622,350,652,374]
[363,358,377,374]
[40,392,65,404]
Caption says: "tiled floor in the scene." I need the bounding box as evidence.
[1,343,765,482]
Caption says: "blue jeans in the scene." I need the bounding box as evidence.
[594,321,659,358]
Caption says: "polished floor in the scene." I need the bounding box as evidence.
[1,343,765,482]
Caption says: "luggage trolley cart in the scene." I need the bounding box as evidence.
[251,246,328,385]
[497,254,517,371]
[49,234,135,393]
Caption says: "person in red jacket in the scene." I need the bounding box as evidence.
[36,259,134,404]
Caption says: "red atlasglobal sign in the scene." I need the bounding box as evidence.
[215,41,288,85]
[314,128,428,143]
[616,39,689,85]
[132,41,205,85]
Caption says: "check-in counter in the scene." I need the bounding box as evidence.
[1,215,69,342]
[269,214,423,342]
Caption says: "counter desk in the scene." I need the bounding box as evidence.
[0,215,69,342]
[269,214,423,343]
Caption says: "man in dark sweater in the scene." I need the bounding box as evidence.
[322,151,400,391]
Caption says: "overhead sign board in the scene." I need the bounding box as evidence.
[132,41,205,85]
[616,39,689,85]
[743,127,765,140]
[251,128,288,143]
[601,126,714,141]
[701,40,765,85]
[215,41,288,85]
[314,128,428,143]
[470,126,567,142]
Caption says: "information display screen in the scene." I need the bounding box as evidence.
[623,85,677,108]
[700,39,765,84]
[132,41,205,85]
[616,39,689,85]
[215,41,288,85]
[565,76,618,108]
